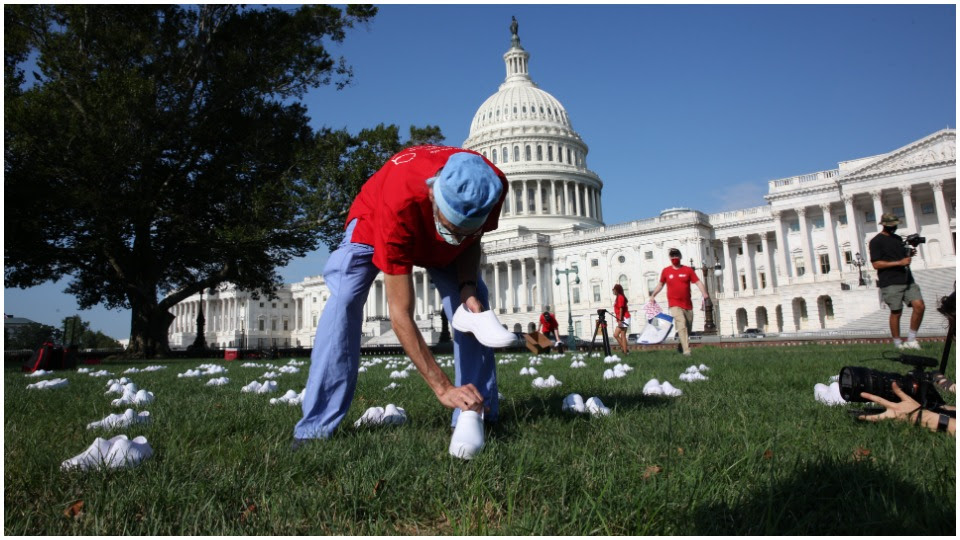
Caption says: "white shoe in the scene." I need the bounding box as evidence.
[61,435,153,470]
[451,305,516,348]
[585,397,611,416]
[660,381,683,397]
[698,364,710,371]
[381,404,407,426]
[902,340,922,350]
[449,410,485,460]
[354,406,385,427]
[643,379,663,396]
[562,393,586,414]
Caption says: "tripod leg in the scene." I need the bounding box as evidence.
[601,323,612,357]
[590,320,602,354]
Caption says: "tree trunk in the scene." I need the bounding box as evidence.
[128,298,175,358]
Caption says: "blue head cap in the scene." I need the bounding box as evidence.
[428,152,502,230]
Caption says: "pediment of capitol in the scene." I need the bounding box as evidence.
[842,130,956,181]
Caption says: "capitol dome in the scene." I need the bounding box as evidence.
[465,18,604,236]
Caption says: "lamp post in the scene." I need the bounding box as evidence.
[555,266,580,351]
[853,252,866,286]
[694,258,718,334]
[239,316,245,350]
[712,258,723,337]
[190,289,207,352]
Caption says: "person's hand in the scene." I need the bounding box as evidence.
[858,382,921,423]
[437,383,485,412]
[703,297,713,309]
[900,256,912,267]
[462,293,483,313]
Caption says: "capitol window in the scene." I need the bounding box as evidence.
[865,211,875,223]
[525,146,531,161]
[618,255,626,263]
[502,147,508,163]
[591,259,599,267]
[644,251,653,260]
[921,202,935,214]
[492,149,497,164]
[537,146,543,161]
[513,106,517,114]
[522,106,527,113]
[567,148,572,164]
[513,146,520,161]
[547,146,553,161]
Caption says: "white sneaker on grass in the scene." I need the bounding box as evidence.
[449,410,485,460]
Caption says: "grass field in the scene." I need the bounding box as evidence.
[4,342,956,535]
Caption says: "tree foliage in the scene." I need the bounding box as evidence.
[5,322,61,350]
[4,5,381,357]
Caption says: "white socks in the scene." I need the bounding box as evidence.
[449,410,485,460]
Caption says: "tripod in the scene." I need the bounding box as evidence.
[590,309,613,357]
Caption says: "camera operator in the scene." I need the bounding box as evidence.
[858,382,955,436]
[868,213,925,350]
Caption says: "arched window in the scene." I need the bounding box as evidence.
[618,275,630,299]
[537,145,543,161]
[525,145,532,161]
[492,149,497,164]
[513,146,520,162]
[547,146,553,161]
[502,147,508,163]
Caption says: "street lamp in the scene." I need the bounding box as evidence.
[239,316,245,350]
[712,258,723,337]
[555,266,580,351]
[853,252,866,286]
[694,258,718,335]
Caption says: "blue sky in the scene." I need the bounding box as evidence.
[4,4,956,340]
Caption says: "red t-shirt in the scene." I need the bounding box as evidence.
[614,294,630,320]
[659,265,700,310]
[345,146,508,275]
[539,312,558,333]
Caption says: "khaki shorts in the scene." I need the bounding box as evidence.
[880,282,923,311]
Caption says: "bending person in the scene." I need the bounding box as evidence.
[612,284,630,355]
[293,147,507,446]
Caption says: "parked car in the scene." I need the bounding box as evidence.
[627,333,641,344]
[740,328,765,338]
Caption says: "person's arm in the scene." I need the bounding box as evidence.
[859,382,955,435]
[872,258,911,270]
[649,282,664,300]
[384,273,484,412]
[455,239,484,313]
[695,280,710,302]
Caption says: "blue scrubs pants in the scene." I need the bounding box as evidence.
[294,220,499,439]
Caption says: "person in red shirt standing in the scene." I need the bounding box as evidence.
[293,146,508,448]
[648,248,712,357]
[612,284,631,355]
[539,306,560,345]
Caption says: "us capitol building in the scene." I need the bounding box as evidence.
[168,22,956,350]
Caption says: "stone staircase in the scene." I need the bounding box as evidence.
[838,266,956,336]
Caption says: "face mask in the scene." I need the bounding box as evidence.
[883,225,898,234]
[435,216,463,246]
[671,258,681,266]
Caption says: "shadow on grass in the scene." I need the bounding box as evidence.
[693,458,955,535]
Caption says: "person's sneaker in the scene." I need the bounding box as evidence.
[902,340,922,350]
[894,341,907,350]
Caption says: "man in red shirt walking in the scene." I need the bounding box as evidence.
[294,146,508,448]
[648,248,712,356]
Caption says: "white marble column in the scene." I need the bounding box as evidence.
[900,185,917,232]
[585,187,593,219]
[931,180,955,257]
[820,203,840,275]
[573,182,580,216]
[870,190,884,233]
[721,238,735,294]
[520,258,528,309]
[842,194,863,265]
[506,260,515,312]
[550,180,557,215]
[772,211,789,279]
[759,232,773,288]
[796,207,814,276]
[535,180,543,215]
[493,262,501,310]
[534,257,543,308]
[520,180,528,216]
[740,235,756,291]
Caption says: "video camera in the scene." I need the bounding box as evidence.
[901,233,926,257]
[838,353,946,410]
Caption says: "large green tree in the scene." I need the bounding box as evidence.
[4,5,387,357]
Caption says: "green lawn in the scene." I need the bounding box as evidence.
[4,342,956,535]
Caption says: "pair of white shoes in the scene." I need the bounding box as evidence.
[532,375,562,388]
[814,382,848,406]
[603,355,621,364]
[603,364,632,380]
[685,364,710,373]
[61,435,153,471]
[241,380,278,394]
[896,340,922,350]
[270,389,305,406]
[643,379,683,397]
[451,305,516,348]
[679,372,708,382]
[353,404,407,428]
[111,389,155,406]
[87,370,113,378]
[389,370,410,379]
[520,367,538,376]
[26,378,69,390]
[206,377,230,386]
[105,381,137,395]
[570,360,587,368]
[278,365,300,374]
[86,409,152,430]
[25,369,53,378]
[562,394,611,416]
